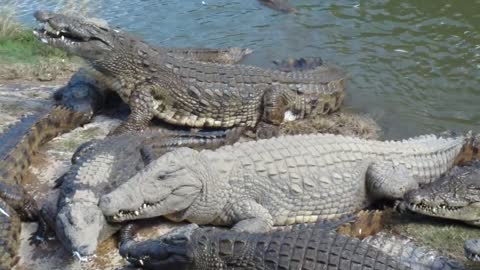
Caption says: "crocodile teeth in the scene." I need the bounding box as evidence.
[61,35,65,41]
[134,210,139,216]
[142,203,147,209]
[139,259,144,266]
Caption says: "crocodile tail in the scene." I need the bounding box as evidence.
[0,106,89,185]
[454,132,480,166]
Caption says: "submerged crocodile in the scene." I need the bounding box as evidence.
[258,0,298,14]
[119,223,411,270]
[37,129,239,258]
[34,10,347,138]
[100,133,477,233]
[402,160,480,263]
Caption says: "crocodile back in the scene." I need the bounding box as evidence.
[197,134,464,224]
[193,227,411,270]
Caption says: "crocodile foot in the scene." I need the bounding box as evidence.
[256,122,280,139]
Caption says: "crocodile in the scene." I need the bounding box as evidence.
[37,128,239,259]
[363,232,466,270]
[119,223,411,270]
[0,107,89,219]
[402,160,480,263]
[258,0,299,14]
[33,10,347,138]
[99,132,477,233]
[0,106,89,269]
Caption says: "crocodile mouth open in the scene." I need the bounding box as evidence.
[407,201,466,217]
[465,250,480,262]
[32,14,111,48]
[109,201,161,222]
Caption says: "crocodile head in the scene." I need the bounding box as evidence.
[403,161,480,226]
[99,148,204,223]
[465,239,480,262]
[33,10,117,62]
[55,202,119,259]
[120,224,197,269]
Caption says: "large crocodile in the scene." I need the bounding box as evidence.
[119,223,411,270]
[37,129,239,259]
[402,160,480,263]
[0,107,89,269]
[100,133,477,233]
[33,10,347,138]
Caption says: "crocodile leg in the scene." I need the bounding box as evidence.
[229,200,274,232]
[109,86,155,135]
[256,86,287,139]
[366,162,419,200]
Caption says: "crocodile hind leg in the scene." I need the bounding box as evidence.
[256,87,288,139]
[366,162,419,200]
[229,200,274,233]
[109,88,155,135]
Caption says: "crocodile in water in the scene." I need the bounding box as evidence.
[258,0,298,14]
[402,160,480,263]
[100,133,475,233]
[33,10,347,138]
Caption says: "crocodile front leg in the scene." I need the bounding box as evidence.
[109,86,155,135]
[229,199,274,233]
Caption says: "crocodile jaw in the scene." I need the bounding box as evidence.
[465,239,480,262]
[33,10,113,59]
[406,201,480,222]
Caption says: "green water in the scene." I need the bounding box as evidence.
[13,0,480,139]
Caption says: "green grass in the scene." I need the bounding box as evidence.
[0,8,77,64]
[0,29,74,64]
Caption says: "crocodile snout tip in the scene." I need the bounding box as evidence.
[34,10,54,22]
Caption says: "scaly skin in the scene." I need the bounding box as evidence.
[41,129,236,258]
[0,198,21,270]
[0,106,89,220]
[119,223,411,270]
[100,133,469,233]
[402,160,480,262]
[0,106,88,269]
[363,232,466,270]
[33,10,347,138]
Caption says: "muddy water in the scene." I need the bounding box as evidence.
[12,0,480,139]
